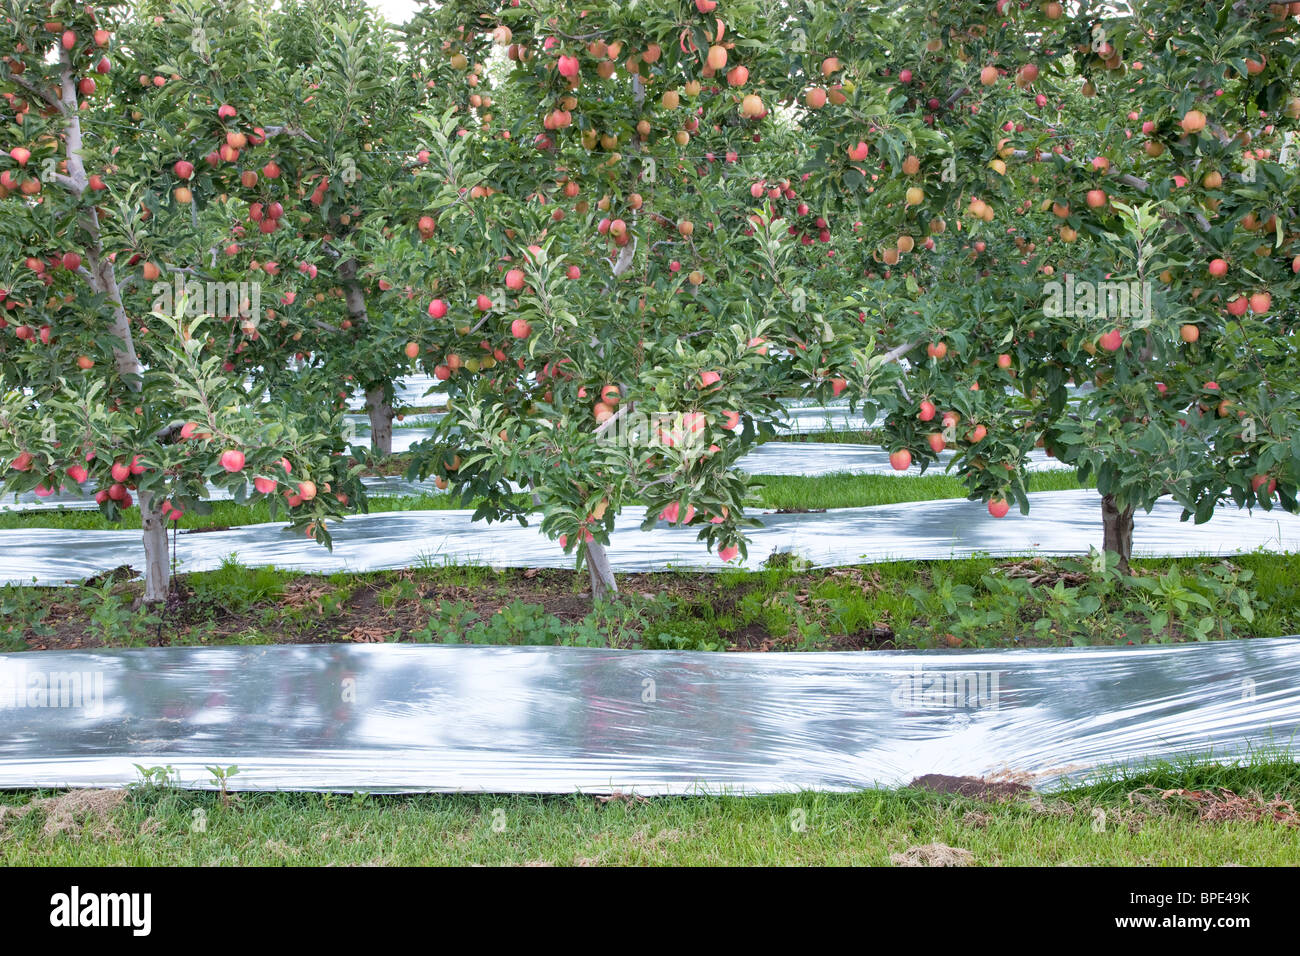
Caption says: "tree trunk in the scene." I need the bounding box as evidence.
[586,539,618,601]
[139,490,170,604]
[1100,493,1134,573]
[53,47,169,601]
[364,385,393,457]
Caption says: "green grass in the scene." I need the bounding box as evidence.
[752,469,1088,510]
[4,551,1295,654]
[763,427,881,445]
[0,471,1090,531]
[2,757,1296,865]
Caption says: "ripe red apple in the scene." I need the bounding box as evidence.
[699,370,721,389]
[428,298,447,319]
[10,451,33,472]
[111,461,131,483]
[1226,295,1249,317]
[220,449,246,473]
[1252,474,1277,497]
[66,464,88,484]
[475,294,492,311]
[1179,324,1200,343]
[173,160,194,180]
[996,353,1012,369]
[404,341,420,359]
[1249,291,1271,314]
[889,449,912,471]
[254,476,276,494]
[505,268,525,291]
[297,481,317,501]
[1208,258,1228,277]
[510,318,532,338]
[1098,329,1123,352]
[918,400,936,421]
[987,498,1010,518]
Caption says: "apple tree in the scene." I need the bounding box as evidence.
[0,0,362,602]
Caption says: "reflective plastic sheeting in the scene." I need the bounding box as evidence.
[737,443,1069,476]
[0,639,1295,793]
[2,489,1300,586]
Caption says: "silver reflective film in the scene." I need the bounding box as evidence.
[0,640,1295,793]
[2,489,1299,586]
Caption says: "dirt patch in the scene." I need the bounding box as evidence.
[890,842,976,867]
[909,774,1032,801]
[81,564,137,589]
[1147,788,1300,827]
[992,557,1090,587]
[0,789,127,839]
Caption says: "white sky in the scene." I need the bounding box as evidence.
[371,0,422,23]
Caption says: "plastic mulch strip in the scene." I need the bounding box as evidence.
[0,639,1295,793]
[1,489,1298,586]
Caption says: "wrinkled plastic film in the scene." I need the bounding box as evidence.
[0,640,1294,793]
[2,489,1298,586]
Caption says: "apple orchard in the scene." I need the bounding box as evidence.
[2,0,1299,603]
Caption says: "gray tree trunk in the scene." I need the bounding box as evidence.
[1101,493,1135,573]
[138,490,170,604]
[586,539,619,601]
[364,385,393,457]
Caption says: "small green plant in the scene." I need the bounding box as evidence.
[132,764,180,790]
[78,582,159,645]
[189,557,289,613]
[206,765,241,806]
